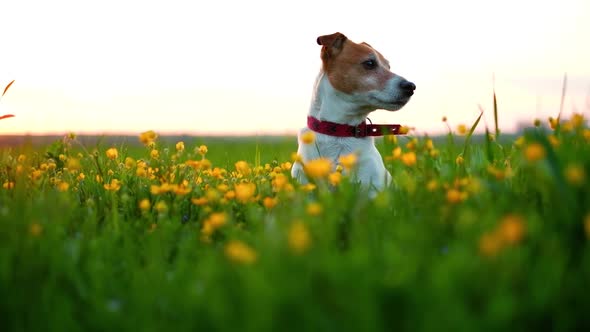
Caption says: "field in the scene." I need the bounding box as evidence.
[1,115,590,331]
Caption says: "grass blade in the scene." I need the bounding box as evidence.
[493,89,499,138]
[2,80,15,97]
[553,73,567,135]
[492,74,499,138]
[484,126,494,164]
[462,110,484,160]
[557,73,567,122]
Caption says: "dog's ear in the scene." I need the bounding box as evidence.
[317,32,348,60]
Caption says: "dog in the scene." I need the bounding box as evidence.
[291,32,416,195]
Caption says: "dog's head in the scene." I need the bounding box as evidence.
[317,32,415,112]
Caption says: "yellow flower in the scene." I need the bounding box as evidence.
[174,185,191,196]
[401,152,417,167]
[197,145,208,155]
[225,240,257,265]
[150,149,160,160]
[301,131,316,144]
[3,181,15,190]
[139,199,151,212]
[392,147,402,160]
[385,135,397,144]
[406,138,417,150]
[235,183,256,203]
[59,154,67,161]
[399,126,410,134]
[328,172,342,186]
[429,149,440,158]
[424,139,434,150]
[210,168,226,179]
[106,148,118,160]
[151,183,175,195]
[201,189,218,202]
[191,197,209,206]
[514,136,525,148]
[498,214,526,245]
[303,158,333,179]
[17,154,26,163]
[235,161,251,176]
[338,153,357,171]
[124,157,135,169]
[455,155,464,165]
[487,165,506,181]
[456,124,468,135]
[155,201,168,214]
[185,160,201,169]
[136,167,147,177]
[480,214,526,257]
[30,170,43,181]
[104,179,121,191]
[291,152,303,163]
[570,113,585,128]
[201,212,227,236]
[306,202,323,216]
[583,129,590,142]
[288,221,311,255]
[224,190,236,200]
[446,189,463,204]
[29,223,43,237]
[281,162,293,171]
[426,179,438,192]
[209,212,227,226]
[272,173,289,191]
[564,164,586,186]
[199,159,212,170]
[524,143,546,162]
[175,141,185,152]
[301,183,317,192]
[217,184,230,193]
[263,197,279,209]
[57,181,70,192]
[76,173,85,181]
[65,158,80,172]
[139,130,158,144]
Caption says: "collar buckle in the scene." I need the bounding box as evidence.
[354,123,366,138]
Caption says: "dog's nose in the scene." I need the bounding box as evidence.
[400,80,416,92]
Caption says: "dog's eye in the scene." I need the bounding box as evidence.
[362,59,377,70]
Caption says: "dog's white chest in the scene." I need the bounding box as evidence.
[291,130,392,193]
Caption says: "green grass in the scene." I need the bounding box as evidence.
[1,118,590,331]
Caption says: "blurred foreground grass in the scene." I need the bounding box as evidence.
[1,115,590,331]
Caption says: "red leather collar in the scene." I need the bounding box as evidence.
[307,116,403,138]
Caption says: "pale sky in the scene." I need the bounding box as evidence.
[0,0,589,136]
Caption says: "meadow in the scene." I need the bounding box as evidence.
[1,113,589,331]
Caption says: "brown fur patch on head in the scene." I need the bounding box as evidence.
[318,36,394,94]
[317,32,348,62]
